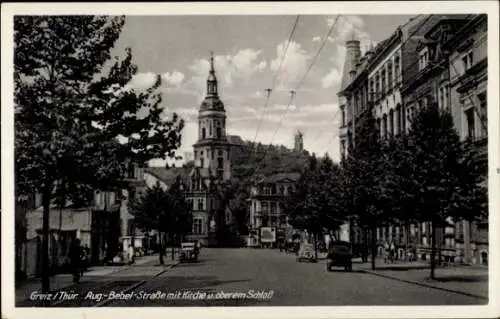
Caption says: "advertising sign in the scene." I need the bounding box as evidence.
[260,227,276,243]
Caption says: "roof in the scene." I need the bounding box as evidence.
[262,172,301,184]
[144,167,189,186]
[227,135,244,145]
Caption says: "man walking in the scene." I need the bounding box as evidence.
[69,238,82,284]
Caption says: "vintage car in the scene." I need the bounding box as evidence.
[297,243,317,263]
[179,242,199,263]
[326,241,353,272]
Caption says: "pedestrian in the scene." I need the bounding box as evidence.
[384,242,389,264]
[69,238,82,284]
[128,244,135,264]
[390,242,396,263]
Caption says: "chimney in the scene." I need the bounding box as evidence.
[340,31,361,91]
[365,42,375,61]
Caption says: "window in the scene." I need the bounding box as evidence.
[200,157,204,168]
[381,69,386,95]
[402,106,406,133]
[387,61,393,90]
[465,108,475,140]
[389,110,394,136]
[462,51,474,72]
[341,106,346,126]
[439,87,444,109]
[375,75,380,98]
[370,80,375,101]
[209,122,212,137]
[376,228,380,240]
[478,92,487,136]
[382,114,388,140]
[264,187,272,195]
[341,140,346,160]
[253,201,257,213]
[202,128,206,139]
[270,202,277,214]
[262,201,269,213]
[198,198,204,211]
[394,57,400,84]
[193,217,203,235]
[421,223,426,234]
[217,157,223,169]
[216,127,221,138]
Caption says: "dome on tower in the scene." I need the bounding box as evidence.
[200,95,225,111]
[200,51,225,112]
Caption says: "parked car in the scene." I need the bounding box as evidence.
[179,242,198,263]
[297,243,317,263]
[326,241,352,272]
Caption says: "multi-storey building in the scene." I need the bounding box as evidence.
[445,14,488,265]
[247,172,300,247]
[337,14,488,265]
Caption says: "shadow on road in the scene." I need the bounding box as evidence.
[430,275,488,283]
[369,265,430,271]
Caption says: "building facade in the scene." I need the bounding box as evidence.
[247,172,300,247]
[186,53,237,246]
[336,14,488,264]
[445,14,488,265]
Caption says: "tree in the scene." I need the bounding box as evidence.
[402,100,485,279]
[130,181,192,265]
[14,16,184,293]
[342,108,385,270]
[285,154,343,260]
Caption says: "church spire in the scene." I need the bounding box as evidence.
[207,51,218,96]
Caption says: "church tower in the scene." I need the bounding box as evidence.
[294,130,304,152]
[193,52,231,181]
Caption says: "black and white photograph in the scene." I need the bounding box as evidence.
[2,2,499,318]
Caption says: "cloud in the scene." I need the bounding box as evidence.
[312,36,322,42]
[321,68,341,89]
[188,49,266,90]
[125,72,158,90]
[162,71,185,86]
[270,40,312,89]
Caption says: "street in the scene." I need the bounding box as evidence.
[17,248,486,307]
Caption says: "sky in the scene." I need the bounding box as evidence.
[110,15,414,166]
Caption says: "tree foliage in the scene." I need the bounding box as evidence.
[129,181,192,264]
[14,16,184,291]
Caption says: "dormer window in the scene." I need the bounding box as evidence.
[419,48,429,71]
[462,51,474,73]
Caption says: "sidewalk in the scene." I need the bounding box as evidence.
[359,260,488,299]
[15,253,178,304]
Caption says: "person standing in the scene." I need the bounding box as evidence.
[69,238,82,284]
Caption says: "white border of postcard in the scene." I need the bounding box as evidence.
[2,1,499,319]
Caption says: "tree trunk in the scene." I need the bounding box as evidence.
[430,221,437,280]
[41,186,52,294]
[171,234,175,261]
[405,222,410,261]
[314,232,318,261]
[158,231,165,265]
[363,227,368,263]
[371,225,377,270]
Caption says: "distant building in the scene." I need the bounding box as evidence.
[294,130,304,152]
[247,172,301,247]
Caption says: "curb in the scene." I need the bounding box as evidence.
[95,262,179,307]
[360,269,488,300]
